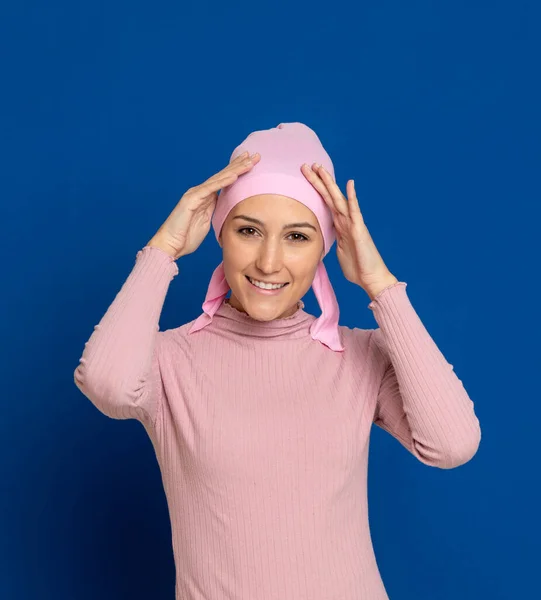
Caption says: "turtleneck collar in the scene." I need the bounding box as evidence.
[212,298,316,341]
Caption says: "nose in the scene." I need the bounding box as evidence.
[254,240,285,276]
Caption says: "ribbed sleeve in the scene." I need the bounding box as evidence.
[73,245,179,426]
[368,281,481,469]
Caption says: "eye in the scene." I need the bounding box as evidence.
[288,232,309,242]
[237,227,309,242]
[237,227,258,238]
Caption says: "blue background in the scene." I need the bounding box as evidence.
[1,1,539,598]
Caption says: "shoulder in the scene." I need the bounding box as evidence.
[155,319,197,359]
[339,322,378,343]
[338,323,377,355]
[338,324,389,363]
[334,325,389,383]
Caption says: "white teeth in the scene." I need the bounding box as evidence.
[248,277,287,290]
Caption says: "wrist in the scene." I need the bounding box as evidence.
[364,275,399,302]
[146,235,184,260]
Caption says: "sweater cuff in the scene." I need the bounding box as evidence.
[367,281,407,311]
[136,245,180,278]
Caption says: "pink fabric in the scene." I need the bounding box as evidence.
[74,245,482,600]
[189,122,344,351]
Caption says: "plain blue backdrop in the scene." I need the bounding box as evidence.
[1,1,539,598]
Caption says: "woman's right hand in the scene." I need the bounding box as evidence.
[147,151,261,260]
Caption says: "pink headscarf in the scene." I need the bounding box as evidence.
[188,122,345,352]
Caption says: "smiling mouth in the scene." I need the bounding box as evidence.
[245,275,290,288]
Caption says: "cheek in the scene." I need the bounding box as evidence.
[222,239,249,266]
[288,246,322,270]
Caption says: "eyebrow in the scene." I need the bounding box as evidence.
[232,215,317,232]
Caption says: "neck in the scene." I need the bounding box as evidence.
[225,297,304,320]
[212,298,314,342]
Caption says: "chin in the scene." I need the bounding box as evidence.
[230,294,292,321]
[243,301,284,319]
[247,299,301,322]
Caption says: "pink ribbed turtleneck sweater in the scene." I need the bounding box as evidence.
[74,245,481,600]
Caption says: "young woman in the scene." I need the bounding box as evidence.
[74,122,481,600]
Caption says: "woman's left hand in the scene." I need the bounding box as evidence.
[301,163,398,299]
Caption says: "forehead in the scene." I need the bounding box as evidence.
[232,194,314,218]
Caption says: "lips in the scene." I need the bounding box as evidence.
[246,276,289,288]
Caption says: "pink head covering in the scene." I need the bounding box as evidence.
[188,122,345,352]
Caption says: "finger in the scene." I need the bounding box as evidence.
[189,170,236,204]
[205,152,249,183]
[195,153,261,207]
[229,151,260,168]
[198,154,260,199]
[301,163,340,216]
[346,180,365,222]
[230,151,249,164]
[200,170,239,195]
[211,152,260,182]
[313,165,350,218]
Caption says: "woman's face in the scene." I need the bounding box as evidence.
[218,194,325,320]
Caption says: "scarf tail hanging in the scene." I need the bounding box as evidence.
[309,261,344,351]
[188,262,228,334]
